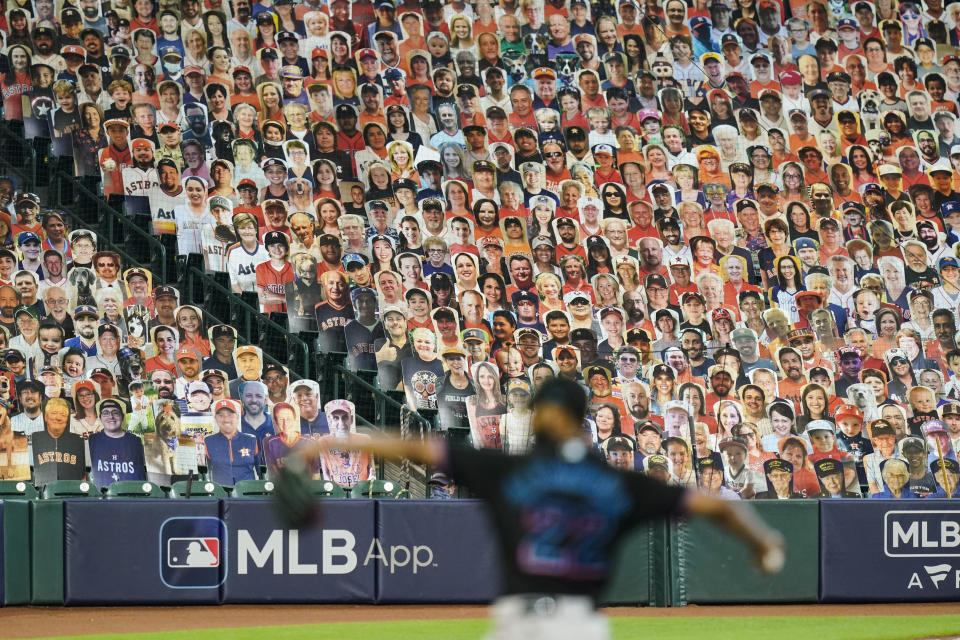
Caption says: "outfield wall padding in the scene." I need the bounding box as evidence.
[820,499,960,602]
[3,501,30,604]
[12,498,960,606]
[676,500,820,604]
[51,499,666,605]
[63,500,221,605]
[600,522,655,606]
[221,499,376,604]
[375,499,503,603]
[31,500,63,605]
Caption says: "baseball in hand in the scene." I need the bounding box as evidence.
[103,159,117,172]
[760,545,785,574]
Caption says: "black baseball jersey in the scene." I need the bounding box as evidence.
[375,339,411,391]
[445,440,686,600]
[33,430,86,484]
[314,302,352,353]
[907,411,939,438]
[836,432,873,485]
[344,320,385,372]
[909,471,939,497]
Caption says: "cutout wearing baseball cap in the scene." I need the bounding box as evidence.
[814,458,843,478]
[764,457,794,474]
[779,70,802,86]
[214,398,241,414]
[176,347,200,361]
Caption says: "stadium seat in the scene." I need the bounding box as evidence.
[127,214,154,264]
[315,351,347,400]
[268,311,289,330]
[185,252,204,271]
[236,292,260,342]
[298,330,319,346]
[288,338,313,380]
[445,426,473,447]
[311,480,347,498]
[31,135,51,186]
[354,369,378,383]
[0,480,38,499]
[169,480,229,499]
[419,408,441,430]
[184,253,205,300]
[210,271,232,290]
[156,234,179,284]
[262,315,289,362]
[103,481,167,499]
[350,480,408,499]
[41,480,100,499]
[204,272,232,323]
[174,254,189,283]
[232,479,276,498]
[385,390,407,404]
[106,193,125,212]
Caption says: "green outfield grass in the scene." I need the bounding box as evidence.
[40,614,960,640]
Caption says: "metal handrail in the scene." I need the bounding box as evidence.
[11,125,422,437]
[183,263,312,380]
[46,167,300,379]
[335,364,433,433]
[50,168,170,284]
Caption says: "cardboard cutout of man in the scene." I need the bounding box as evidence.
[33,397,86,483]
[204,398,259,485]
[316,399,374,488]
[88,397,147,486]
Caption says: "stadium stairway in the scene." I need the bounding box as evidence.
[0,123,438,497]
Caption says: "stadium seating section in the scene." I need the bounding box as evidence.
[0,0,954,503]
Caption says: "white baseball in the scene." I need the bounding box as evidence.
[103,159,117,172]
[761,546,785,574]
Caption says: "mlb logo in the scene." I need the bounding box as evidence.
[159,517,227,589]
[167,537,220,568]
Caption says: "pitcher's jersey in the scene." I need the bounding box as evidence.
[446,441,686,600]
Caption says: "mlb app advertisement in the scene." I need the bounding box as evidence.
[62,500,499,604]
[821,501,960,601]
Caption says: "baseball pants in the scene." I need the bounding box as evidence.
[486,594,610,640]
